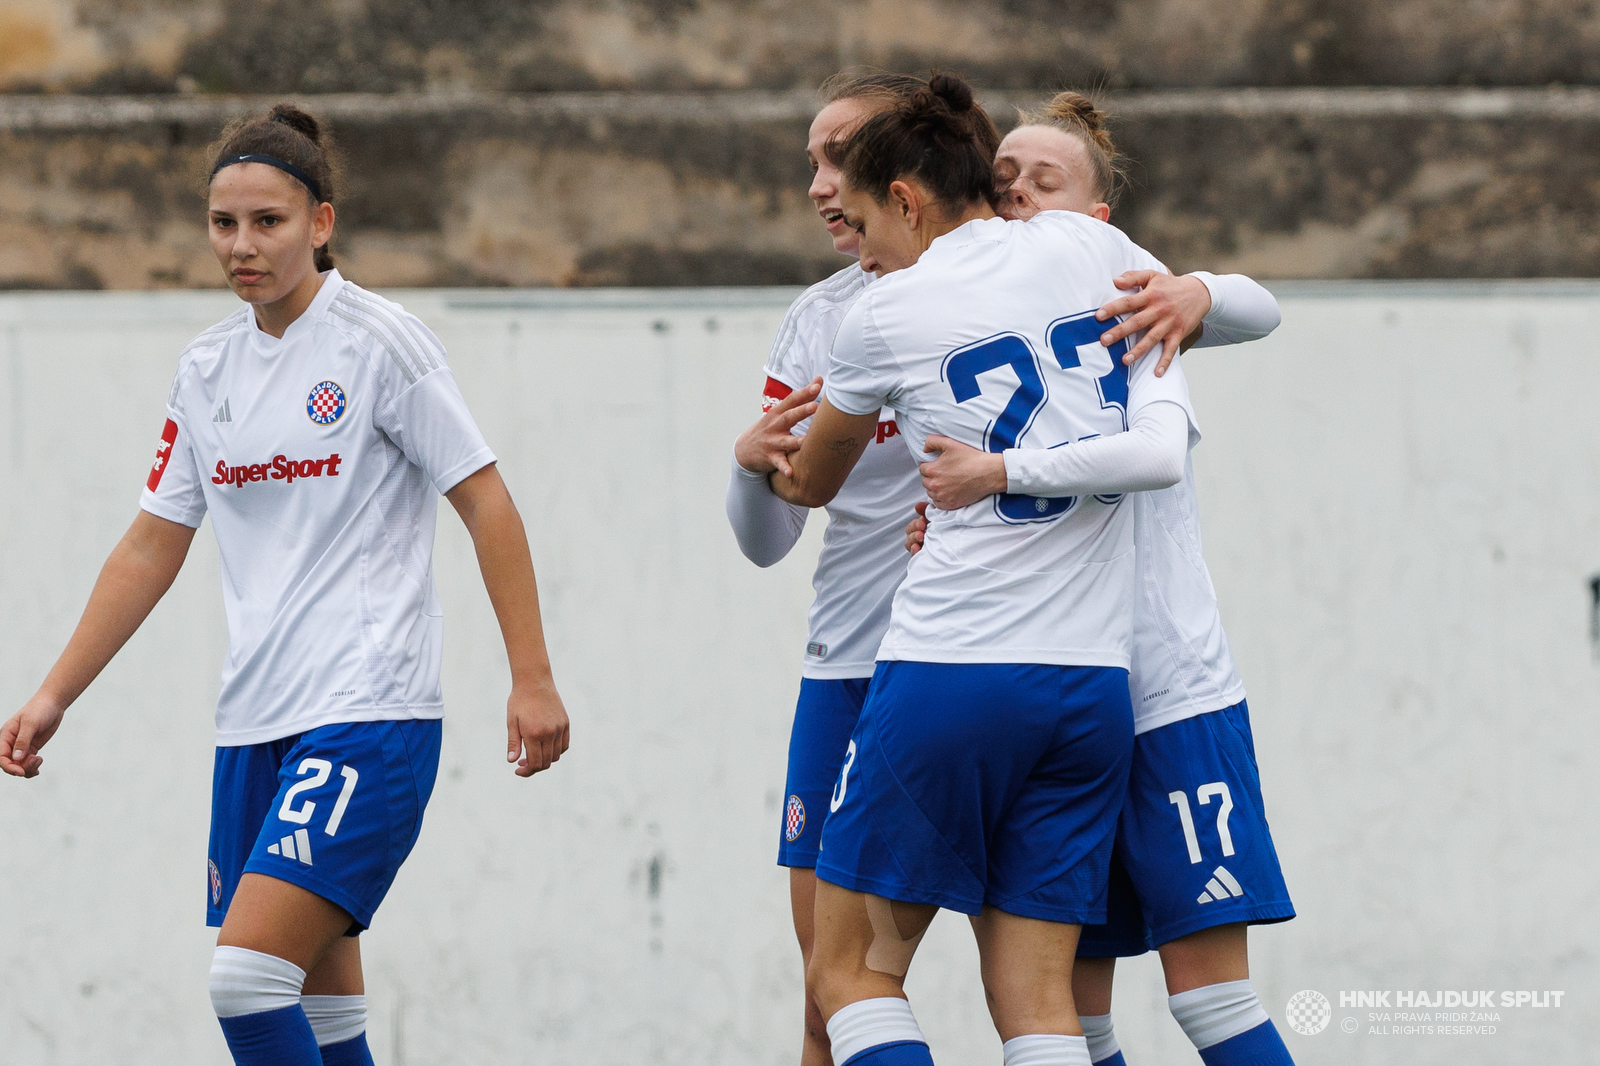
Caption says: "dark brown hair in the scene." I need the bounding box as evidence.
[1013,91,1125,208]
[207,104,342,272]
[833,72,1000,214]
[820,70,928,107]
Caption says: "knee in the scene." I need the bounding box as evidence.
[805,953,851,1021]
[803,988,831,1047]
[209,946,307,1018]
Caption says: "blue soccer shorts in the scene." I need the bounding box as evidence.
[207,719,442,933]
[1077,701,1295,956]
[816,661,1134,924]
[779,676,871,868]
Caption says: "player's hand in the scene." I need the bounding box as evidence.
[919,436,1008,511]
[733,377,822,478]
[0,695,65,779]
[506,677,569,777]
[1094,270,1212,377]
[904,502,928,555]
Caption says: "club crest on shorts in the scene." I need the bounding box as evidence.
[307,380,346,425]
[784,794,806,841]
[208,859,222,906]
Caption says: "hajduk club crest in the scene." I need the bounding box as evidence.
[307,380,346,425]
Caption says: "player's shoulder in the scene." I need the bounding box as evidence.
[174,305,251,375]
[323,278,446,384]
[766,263,871,378]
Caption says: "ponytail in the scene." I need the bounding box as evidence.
[832,72,1000,213]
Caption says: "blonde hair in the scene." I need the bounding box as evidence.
[1013,91,1125,208]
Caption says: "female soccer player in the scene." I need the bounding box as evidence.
[0,105,569,1066]
[768,73,1206,1066]
[727,76,1284,1066]
[909,94,1295,1066]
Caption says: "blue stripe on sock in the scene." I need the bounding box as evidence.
[217,1004,322,1066]
[841,1039,936,1065]
[1197,1020,1295,1066]
[1094,1051,1129,1066]
[318,1031,376,1066]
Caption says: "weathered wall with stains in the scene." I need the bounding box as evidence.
[8,0,1600,94]
[0,284,1594,1064]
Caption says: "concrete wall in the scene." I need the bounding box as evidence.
[0,282,1595,1065]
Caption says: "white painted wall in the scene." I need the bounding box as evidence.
[0,282,1594,1065]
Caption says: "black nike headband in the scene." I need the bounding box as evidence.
[211,153,324,203]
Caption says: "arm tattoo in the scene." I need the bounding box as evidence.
[825,437,858,456]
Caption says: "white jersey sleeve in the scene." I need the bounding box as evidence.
[346,305,495,494]
[823,295,899,417]
[1190,272,1281,348]
[140,376,209,528]
[726,454,809,567]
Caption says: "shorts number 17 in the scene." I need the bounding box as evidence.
[1168,783,1234,864]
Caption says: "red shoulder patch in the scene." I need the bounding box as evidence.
[146,419,179,491]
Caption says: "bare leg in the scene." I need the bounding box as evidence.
[807,879,937,1020]
[790,868,832,1066]
[969,907,1082,1041]
[218,873,361,991]
[1072,956,1116,1018]
[1156,922,1248,995]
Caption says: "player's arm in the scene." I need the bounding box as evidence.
[766,396,878,508]
[726,378,821,566]
[1,511,196,778]
[446,463,570,778]
[1095,270,1280,375]
[918,403,1190,511]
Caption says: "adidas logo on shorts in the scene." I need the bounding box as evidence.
[267,828,314,866]
[1196,864,1243,904]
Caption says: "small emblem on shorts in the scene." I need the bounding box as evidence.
[806,642,828,658]
[267,828,315,866]
[1196,864,1244,905]
[307,380,346,425]
[208,859,222,905]
[1285,989,1332,1036]
[784,795,806,841]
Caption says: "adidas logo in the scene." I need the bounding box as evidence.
[213,398,233,423]
[267,828,314,866]
[1196,865,1243,904]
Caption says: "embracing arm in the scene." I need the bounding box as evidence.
[766,396,879,509]
[0,511,196,778]
[1185,272,1281,348]
[446,464,570,777]
[725,378,821,566]
[918,402,1190,511]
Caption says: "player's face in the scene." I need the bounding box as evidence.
[207,163,334,307]
[808,98,881,258]
[838,178,923,276]
[993,125,1110,223]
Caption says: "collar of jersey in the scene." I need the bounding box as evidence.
[245,268,346,348]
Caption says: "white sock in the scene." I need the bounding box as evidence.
[1169,979,1270,1050]
[1002,1033,1092,1066]
[826,997,927,1065]
[208,946,306,1018]
[1078,1014,1120,1063]
[301,994,367,1047]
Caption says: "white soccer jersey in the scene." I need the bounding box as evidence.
[827,211,1197,668]
[1128,459,1247,734]
[763,264,924,679]
[140,271,496,746]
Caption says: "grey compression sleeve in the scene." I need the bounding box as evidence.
[1188,272,1281,348]
[725,453,809,567]
[1003,401,1189,497]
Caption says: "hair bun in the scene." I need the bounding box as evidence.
[1044,91,1104,133]
[268,104,322,143]
[928,72,975,113]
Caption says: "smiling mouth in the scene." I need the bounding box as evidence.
[821,208,845,228]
